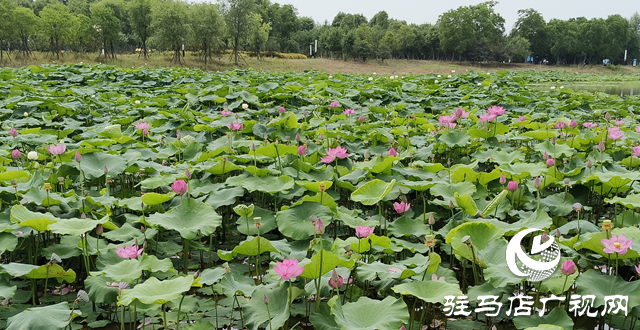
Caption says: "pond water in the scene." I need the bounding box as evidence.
[530,83,640,96]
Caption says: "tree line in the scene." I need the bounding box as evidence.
[0,0,638,65]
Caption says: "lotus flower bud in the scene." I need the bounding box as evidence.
[28,151,38,160]
[104,166,108,175]
[506,181,518,192]
[96,224,103,235]
[428,214,435,225]
[449,200,454,208]
[605,112,611,120]
[534,176,542,189]
[541,231,549,243]
[499,174,506,185]
[185,168,192,180]
[569,120,578,128]
[263,295,269,305]
[587,159,593,168]
[598,140,605,152]
[543,151,549,161]
[176,130,181,140]
[546,158,555,167]
[74,151,82,162]
[556,229,562,238]
[561,260,576,276]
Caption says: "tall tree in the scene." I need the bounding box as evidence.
[128,0,153,58]
[91,0,121,58]
[190,2,225,65]
[221,0,254,65]
[352,23,373,61]
[248,13,271,59]
[150,0,190,64]
[39,3,76,58]
[511,9,548,59]
[14,7,38,58]
[74,13,95,53]
[369,11,389,30]
[0,0,16,60]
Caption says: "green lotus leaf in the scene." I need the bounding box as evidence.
[0,170,29,182]
[446,222,505,263]
[300,250,355,280]
[218,236,280,261]
[540,192,574,216]
[78,153,128,180]
[276,202,332,240]
[348,234,391,253]
[24,264,76,283]
[481,190,508,217]
[440,130,470,148]
[0,233,18,254]
[49,218,99,236]
[206,161,241,175]
[236,206,277,236]
[606,193,640,209]
[146,198,222,240]
[576,269,640,310]
[430,181,476,206]
[295,180,333,192]
[513,308,574,330]
[534,140,575,158]
[100,124,122,139]
[119,276,194,306]
[499,163,548,180]
[7,302,72,330]
[141,192,174,206]
[351,179,396,205]
[392,279,463,304]
[251,144,298,158]
[244,285,290,330]
[454,192,479,216]
[10,205,59,229]
[228,174,295,193]
[387,215,432,238]
[355,156,399,174]
[330,296,409,330]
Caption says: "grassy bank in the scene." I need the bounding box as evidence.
[1,51,640,75]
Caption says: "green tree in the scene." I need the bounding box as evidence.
[31,0,59,15]
[67,0,89,16]
[546,19,579,64]
[438,6,474,59]
[128,0,153,58]
[506,35,530,62]
[369,11,389,30]
[190,2,225,65]
[91,0,121,58]
[378,30,396,60]
[248,13,271,59]
[511,9,548,59]
[319,26,342,59]
[39,3,76,58]
[0,0,16,60]
[13,7,38,57]
[630,12,640,35]
[221,0,254,65]
[396,25,417,59]
[352,23,373,61]
[150,0,190,64]
[74,13,95,53]
[605,15,631,60]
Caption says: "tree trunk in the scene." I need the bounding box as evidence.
[143,39,148,59]
[234,34,239,65]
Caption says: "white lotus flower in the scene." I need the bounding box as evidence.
[242,103,249,110]
[28,151,38,160]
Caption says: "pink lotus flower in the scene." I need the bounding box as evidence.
[546,158,555,167]
[358,115,365,122]
[487,105,505,116]
[221,109,231,116]
[633,146,640,157]
[75,151,82,162]
[518,116,526,122]
[172,179,188,195]
[554,122,566,129]
[142,129,148,136]
[330,101,339,108]
[561,260,576,275]
[116,244,144,259]
[11,149,20,159]
[583,122,598,128]
[454,108,469,118]
[608,127,624,140]
[393,201,410,214]
[615,120,626,126]
[279,106,286,113]
[344,109,355,115]
[601,234,633,255]
[388,147,397,157]
[569,120,578,128]
[478,113,497,122]
[227,122,243,131]
[297,145,306,155]
[355,225,375,238]
[328,269,343,289]
[273,258,304,281]
[9,128,17,137]
[506,181,518,192]
[635,264,640,277]
[135,122,149,130]
[438,114,457,126]
[314,218,325,235]
[543,151,549,161]
[321,146,349,163]
[48,144,66,156]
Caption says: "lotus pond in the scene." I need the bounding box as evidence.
[1,65,640,330]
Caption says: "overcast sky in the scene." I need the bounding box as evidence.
[271,0,639,32]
